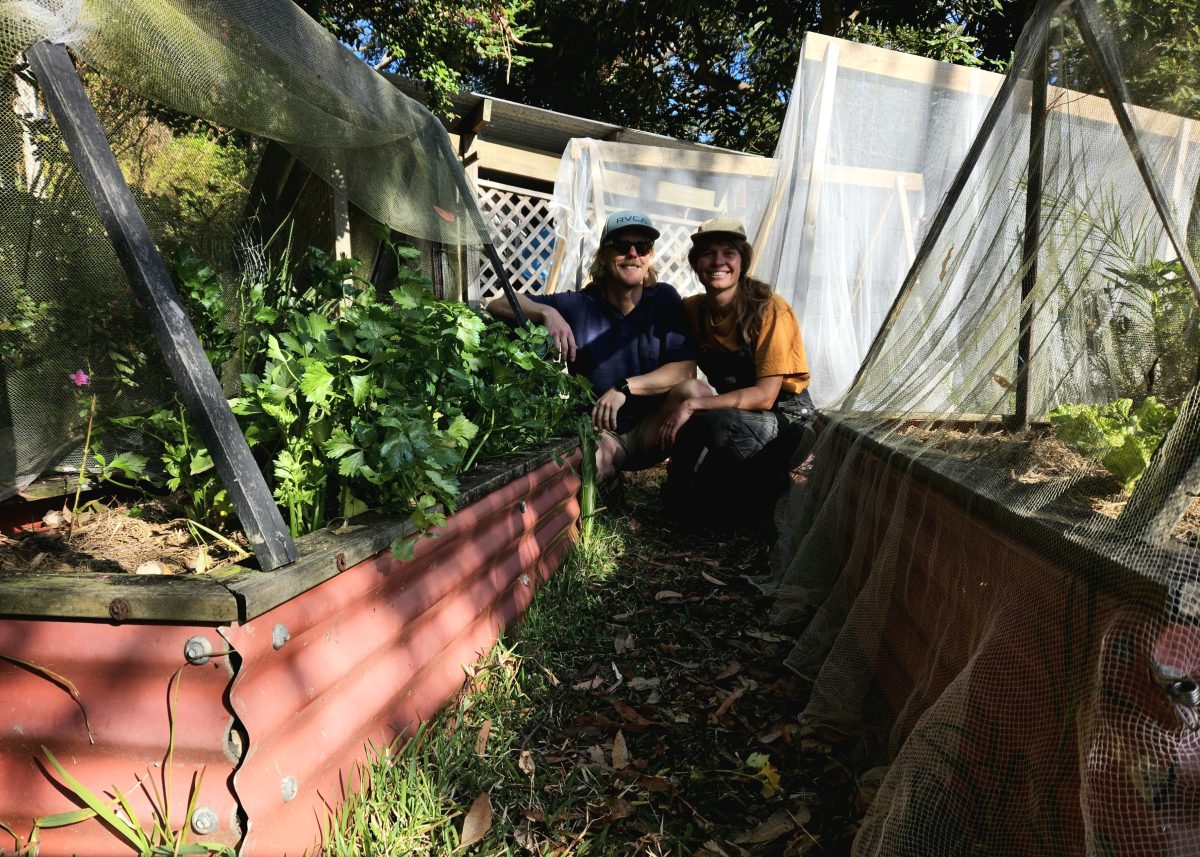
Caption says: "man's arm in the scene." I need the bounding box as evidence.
[485,294,576,362]
[591,360,697,432]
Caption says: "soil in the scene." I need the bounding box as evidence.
[896,424,1200,543]
[0,499,249,575]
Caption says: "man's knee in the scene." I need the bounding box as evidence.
[595,431,624,480]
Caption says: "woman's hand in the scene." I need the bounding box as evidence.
[658,398,698,449]
[539,307,577,363]
[592,387,626,432]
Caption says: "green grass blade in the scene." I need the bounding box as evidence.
[2,655,94,744]
[38,746,147,849]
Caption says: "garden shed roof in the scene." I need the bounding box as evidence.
[388,77,757,184]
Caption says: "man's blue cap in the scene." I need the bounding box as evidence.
[601,209,660,242]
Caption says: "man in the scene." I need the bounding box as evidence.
[487,209,701,477]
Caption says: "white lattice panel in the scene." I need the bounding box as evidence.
[475,179,555,301]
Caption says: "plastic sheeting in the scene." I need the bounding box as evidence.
[548,33,1003,405]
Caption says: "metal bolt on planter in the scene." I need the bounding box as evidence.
[190,807,219,835]
[272,623,291,650]
[281,775,298,802]
[184,635,213,665]
[1169,678,1200,708]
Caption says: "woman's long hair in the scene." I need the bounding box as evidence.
[688,238,773,346]
[583,244,658,291]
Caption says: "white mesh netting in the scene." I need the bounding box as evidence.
[768,0,1200,853]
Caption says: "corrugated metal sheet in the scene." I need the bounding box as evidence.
[222,455,579,856]
[0,620,240,856]
[0,453,580,855]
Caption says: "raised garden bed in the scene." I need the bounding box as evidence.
[787,416,1200,855]
[0,439,579,856]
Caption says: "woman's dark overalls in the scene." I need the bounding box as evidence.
[663,301,814,529]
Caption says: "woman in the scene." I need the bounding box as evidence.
[658,216,813,526]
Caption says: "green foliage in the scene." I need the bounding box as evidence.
[844,17,1008,70]
[95,239,589,541]
[464,0,1018,152]
[297,0,544,116]
[1048,397,1177,491]
[1104,258,1200,405]
[35,668,235,856]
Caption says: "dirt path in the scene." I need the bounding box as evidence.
[502,466,864,855]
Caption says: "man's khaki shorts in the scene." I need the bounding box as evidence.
[608,413,669,472]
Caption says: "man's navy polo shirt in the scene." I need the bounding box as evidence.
[530,283,696,434]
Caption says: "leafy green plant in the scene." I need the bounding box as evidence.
[1048,397,1178,491]
[1104,257,1200,405]
[93,237,590,545]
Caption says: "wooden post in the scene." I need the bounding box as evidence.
[1011,28,1049,430]
[27,42,298,571]
[457,98,490,304]
[795,41,840,294]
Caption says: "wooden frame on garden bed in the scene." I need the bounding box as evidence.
[0,438,578,623]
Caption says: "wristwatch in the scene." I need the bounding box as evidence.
[616,378,633,397]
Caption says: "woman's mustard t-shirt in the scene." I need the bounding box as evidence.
[682,293,810,395]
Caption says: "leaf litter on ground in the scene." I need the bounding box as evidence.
[323,465,867,856]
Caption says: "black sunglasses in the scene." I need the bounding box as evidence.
[605,238,654,256]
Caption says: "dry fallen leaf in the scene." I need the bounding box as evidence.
[572,675,604,691]
[586,745,606,767]
[627,676,659,692]
[42,508,70,528]
[613,629,634,654]
[655,590,685,601]
[745,629,789,643]
[514,824,539,853]
[700,570,727,587]
[731,809,803,844]
[519,749,536,776]
[459,791,492,848]
[714,660,742,681]
[474,719,491,757]
[611,730,630,769]
[709,684,748,722]
[188,547,210,573]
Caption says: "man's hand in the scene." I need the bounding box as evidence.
[658,398,697,449]
[591,387,627,432]
[541,307,577,362]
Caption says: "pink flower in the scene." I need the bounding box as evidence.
[68,369,89,387]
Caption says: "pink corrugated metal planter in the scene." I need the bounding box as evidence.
[0,443,579,856]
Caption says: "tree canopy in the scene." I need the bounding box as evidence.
[300,0,1032,152]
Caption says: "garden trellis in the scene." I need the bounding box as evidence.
[0,0,529,570]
